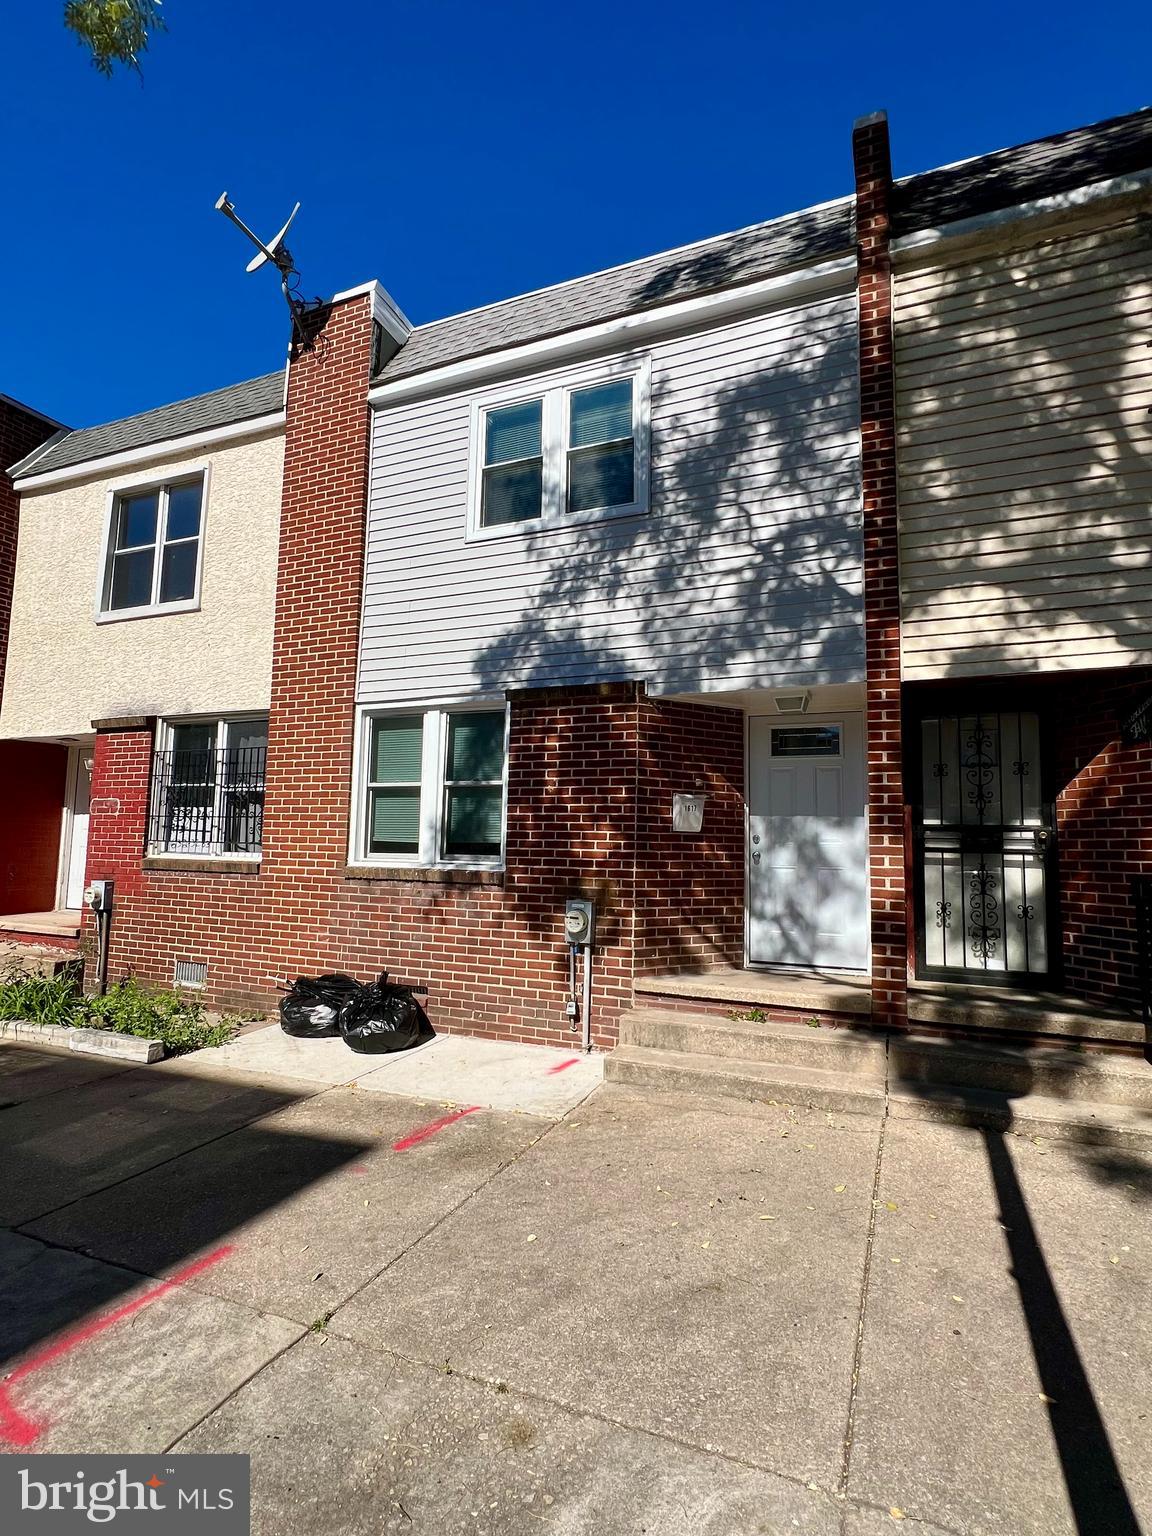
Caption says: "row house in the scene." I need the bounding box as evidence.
[3,106,1150,1077]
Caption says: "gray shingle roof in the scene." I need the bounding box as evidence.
[12,371,285,480]
[376,197,855,384]
[892,106,1152,239]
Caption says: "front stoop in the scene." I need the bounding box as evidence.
[605,1007,1152,1146]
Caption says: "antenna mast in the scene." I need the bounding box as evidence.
[215,192,324,345]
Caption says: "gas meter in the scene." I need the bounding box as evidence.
[564,899,596,947]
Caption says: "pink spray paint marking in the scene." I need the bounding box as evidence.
[392,1106,480,1151]
[547,1057,581,1075]
[0,1244,234,1448]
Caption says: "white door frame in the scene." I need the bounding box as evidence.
[56,744,93,911]
[742,709,872,973]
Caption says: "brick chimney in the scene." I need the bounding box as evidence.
[852,111,909,1030]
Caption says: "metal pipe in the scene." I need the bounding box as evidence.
[567,943,579,1031]
[581,942,593,1052]
[95,909,111,996]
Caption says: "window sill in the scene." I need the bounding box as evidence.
[143,855,261,875]
[96,599,201,624]
[343,864,505,886]
[464,503,646,546]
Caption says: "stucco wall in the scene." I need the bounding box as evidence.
[0,429,283,739]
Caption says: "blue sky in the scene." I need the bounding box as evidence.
[4,1,1149,427]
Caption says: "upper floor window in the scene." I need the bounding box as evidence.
[355,704,508,867]
[100,474,204,618]
[149,715,267,858]
[470,365,648,539]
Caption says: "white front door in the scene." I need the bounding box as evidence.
[747,713,868,970]
[63,750,93,910]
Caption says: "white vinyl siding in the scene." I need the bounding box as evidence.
[359,292,862,701]
[896,208,1152,678]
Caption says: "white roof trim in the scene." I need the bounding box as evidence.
[368,256,856,407]
[12,411,286,491]
[330,279,412,347]
[891,166,1152,259]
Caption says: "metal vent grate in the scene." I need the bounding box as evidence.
[173,958,208,989]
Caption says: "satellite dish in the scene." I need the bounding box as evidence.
[214,189,322,347]
[215,191,301,280]
[245,203,300,273]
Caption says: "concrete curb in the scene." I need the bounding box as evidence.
[0,1019,163,1063]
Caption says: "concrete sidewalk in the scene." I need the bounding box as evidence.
[181,1024,604,1116]
[0,1036,1148,1536]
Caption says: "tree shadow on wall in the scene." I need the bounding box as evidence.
[473,303,864,698]
[467,302,866,969]
[898,206,1152,680]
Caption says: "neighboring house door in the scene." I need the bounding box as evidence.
[915,711,1052,981]
[747,713,868,970]
[62,748,93,910]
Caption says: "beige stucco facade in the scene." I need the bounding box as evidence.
[0,428,284,740]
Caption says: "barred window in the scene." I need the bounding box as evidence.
[150,716,267,856]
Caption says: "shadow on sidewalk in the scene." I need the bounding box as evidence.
[888,1041,1144,1536]
[0,1043,369,1371]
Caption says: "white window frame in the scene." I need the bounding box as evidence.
[351,701,510,869]
[465,360,650,543]
[148,712,268,860]
[96,464,210,622]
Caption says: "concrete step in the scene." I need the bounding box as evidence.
[908,981,1144,1047]
[604,1044,886,1116]
[635,967,871,1017]
[889,1083,1152,1148]
[618,1007,886,1073]
[0,942,82,979]
[891,1033,1152,1110]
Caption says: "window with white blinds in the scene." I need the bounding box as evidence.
[357,705,508,866]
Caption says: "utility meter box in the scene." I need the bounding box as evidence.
[672,793,706,833]
[84,880,114,912]
[564,899,596,946]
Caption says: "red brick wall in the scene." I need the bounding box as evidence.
[635,699,745,974]
[1054,670,1152,1009]
[0,396,61,701]
[0,742,68,912]
[906,669,1152,1011]
[87,683,749,1044]
[853,112,908,1029]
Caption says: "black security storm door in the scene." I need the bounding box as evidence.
[916,712,1054,982]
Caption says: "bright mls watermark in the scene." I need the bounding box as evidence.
[0,1455,249,1533]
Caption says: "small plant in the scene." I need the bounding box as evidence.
[0,967,82,1027]
[0,967,236,1057]
[309,1311,335,1334]
[82,979,235,1056]
[728,1007,768,1023]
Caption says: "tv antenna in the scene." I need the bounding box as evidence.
[215,192,324,345]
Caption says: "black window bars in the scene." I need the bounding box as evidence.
[148,745,266,856]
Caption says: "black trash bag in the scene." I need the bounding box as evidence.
[339,971,434,1055]
[279,973,366,1038]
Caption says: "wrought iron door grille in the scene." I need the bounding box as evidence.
[919,712,1049,978]
[149,746,266,855]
